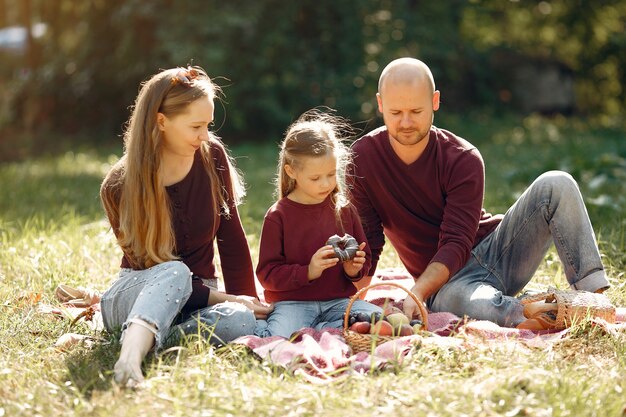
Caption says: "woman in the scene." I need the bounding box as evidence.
[100,66,272,386]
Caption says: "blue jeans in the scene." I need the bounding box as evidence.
[429,171,609,327]
[100,261,256,349]
[254,298,382,338]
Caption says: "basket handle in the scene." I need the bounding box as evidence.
[343,281,429,331]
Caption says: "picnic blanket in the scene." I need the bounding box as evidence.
[40,268,626,384]
[235,270,626,382]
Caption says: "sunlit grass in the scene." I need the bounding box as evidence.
[1,115,625,416]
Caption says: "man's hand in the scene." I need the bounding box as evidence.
[402,287,427,320]
[401,262,450,321]
[308,245,340,281]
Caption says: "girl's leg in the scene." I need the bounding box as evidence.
[254,301,318,338]
[314,298,382,330]
[167,302,256,346]
[100,261,192,384]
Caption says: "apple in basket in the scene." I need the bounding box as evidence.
[386,312,410,328]
[397,324,414,336]
[385,312,417,336]
[349,321,371,334]
[370,320,394,336]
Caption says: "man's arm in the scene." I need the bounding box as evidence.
[346,150,385,277]
[402,262,449,319]
[430,148,486,277]
[347,154,384,298]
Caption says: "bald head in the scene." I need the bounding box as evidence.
[378,58,436,96]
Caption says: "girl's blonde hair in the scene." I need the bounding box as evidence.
[100,66,245,269]
[277,109,352,213]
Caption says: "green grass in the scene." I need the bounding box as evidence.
[1,115,625,416]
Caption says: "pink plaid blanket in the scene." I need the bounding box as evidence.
[234,269,626,383]
[43,269,626,383]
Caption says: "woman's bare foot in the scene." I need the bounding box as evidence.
[114,319,156,387]
[114,357,145,387]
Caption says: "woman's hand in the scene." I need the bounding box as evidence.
[229,295,274,319]
[209,292,274,319]
[307,245,340,281]
[343,242,367,278]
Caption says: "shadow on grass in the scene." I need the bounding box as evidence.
[63,330,121,396]
[62,330,272,397]
[1,172,106,226]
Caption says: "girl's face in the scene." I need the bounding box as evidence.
[285,154,337,205]
[158,96,215,158]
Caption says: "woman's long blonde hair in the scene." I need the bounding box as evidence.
[101,66,245,269]
[277,109,352,215]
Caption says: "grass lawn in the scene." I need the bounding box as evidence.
[1,114,625,416]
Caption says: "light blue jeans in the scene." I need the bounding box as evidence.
[254,298,383,338]
[429,171,610,327]
[100,261,256,349]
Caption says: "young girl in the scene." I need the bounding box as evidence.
[99,66,272,386]
[254,110,382,338]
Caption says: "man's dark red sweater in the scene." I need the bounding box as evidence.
[349,126,502,279]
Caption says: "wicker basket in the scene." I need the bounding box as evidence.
[343,282,429,353]
[521,288,615,329]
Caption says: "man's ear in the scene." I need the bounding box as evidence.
[433,90,441,111]
[157,112,167,131]
[376,92,383,113]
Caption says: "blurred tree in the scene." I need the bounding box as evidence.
[0,0,624,146]
[153,0,374,139]
[461,0,626,118]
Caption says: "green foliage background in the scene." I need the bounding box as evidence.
[1,0,625,146]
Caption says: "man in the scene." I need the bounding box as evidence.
[348,57,610,328]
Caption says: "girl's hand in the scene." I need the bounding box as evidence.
[343,242,367,278]
[308,245,340,281]
[230,295,274,319]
